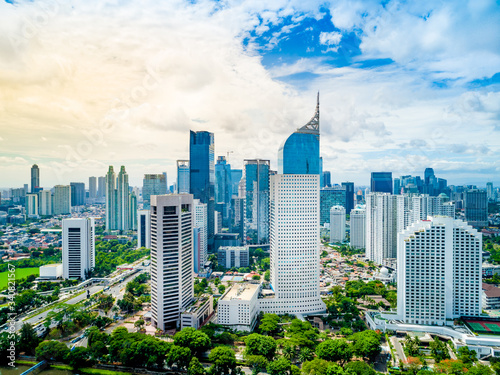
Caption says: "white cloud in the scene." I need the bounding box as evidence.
[319,31,342,52]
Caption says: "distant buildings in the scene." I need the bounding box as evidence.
[397,217,482,325]
[89,177,97,199]
[320,187,346,225]
[177,160,190,194]
[217,246,249,269]
[342,182,355,215]
[350,207,366,250]
[464,189,488,228]
[25,193,39,217]
[39,190,52,216]
[329,206,346,243]
[97,176,106,198]
[105,166,136,231]
[371,172,393,194]
[53,185,71,215]
[70,182,85,206]
[62,218,95,280]
[31,164,40,193]
[244,159,270,245]
[322,171,331,188]
[215,156,232,228]
[142,174,167,208]
[150,194,194,331]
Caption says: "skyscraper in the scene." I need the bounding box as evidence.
[193,199,207,274]
[177,160,190,194]
[371,172,393,194]
[329,206,346,243]
[31,164,40,193]
[215,156,232,228]
[25,193,39,217]
[129,192,137,230]
[341,181,355,214]
[487,182,495,201]
[262,94,326,315]
[244,159,270,244]
[150,194,194,330]
[464,189,488,228]
[106,166,131,231]
[53,185,71,215]
[230,169,243,198]
[322,171,331,188]
[89,177,97,199]
[70,182,85,206]
[142,174,167,208]
[97,176,105,198]
[320,187,346,225]
[189,131,215,249]
[137,209,151,249]
[105,166,116,231]
[397,217,482,325]
[350,207,366,250]
[62,218,95,280]
[39,190,53,216]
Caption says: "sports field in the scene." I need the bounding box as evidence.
[0,267,39,291]
[465,319,500,334]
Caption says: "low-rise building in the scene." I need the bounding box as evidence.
[217,246,249,269]
[483,283,500,310]
[218,283,260,332]
[483,263,500,277]
[39,263,63,279]
[181,295,214,329]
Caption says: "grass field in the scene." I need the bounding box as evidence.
[0,267,39,290]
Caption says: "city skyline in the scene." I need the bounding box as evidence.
[0,1,499,187]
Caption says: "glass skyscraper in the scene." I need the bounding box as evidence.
[142,174,167,208]
[215,156,232,228]
[371,172,393,194]
[244,159,270,244]
[31,164,40,193]
[177,160,190,194]
[70,182,85,206]
[189,131,215,248]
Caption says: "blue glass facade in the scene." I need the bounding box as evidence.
[278,131,320,175]
[370,172,393,194]
[177,160,190,194]
[189,131,215,245]
[320,187,346,225]
[244,159,270,244]
[215,156,232,227]
[231,169,242,197]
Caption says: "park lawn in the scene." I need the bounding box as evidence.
[0,267,39,290]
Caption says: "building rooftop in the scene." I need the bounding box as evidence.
[221,283,259,301]
[483,283,500,298]
[41,263,62,268]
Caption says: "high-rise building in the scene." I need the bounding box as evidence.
[26,193,39,217]
[329,206,346,243]
[162,172,168,193]
[215,156,232,228]
[487,182,495,201]
[53,185,71,215]
[244,159,270,245]
[62,218,95,280]
[371,172,393,194]
[193,199,207,274]
[217,246,249,269]
[189,131,215,249]
[39,190,53,216]
[397,217,482,325]
[105,166,131,231]
[464,189,488,228]
[129,192,137,230]
[322,171,331,188]
[31,164,40,193]
[137,209,151,249]
[97,176,106,198]
[142,174,167,208]
[320,187,346,225]
[89,177,97,199]
[70,182,85,206]
[342,182,355,215]
[350,207,366,250]
[231,169,243,198]
[261,94,326,315]
[150,194,194,330]
[177,160,190,194]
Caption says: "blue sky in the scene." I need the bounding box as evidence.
[0,0,499,187]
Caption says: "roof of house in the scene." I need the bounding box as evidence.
[483,283,500,298]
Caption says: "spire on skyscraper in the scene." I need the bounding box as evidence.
[297,92,319,134]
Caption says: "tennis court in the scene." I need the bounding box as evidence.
[465,319,500,335]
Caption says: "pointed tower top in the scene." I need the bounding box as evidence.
[297,92,319,135]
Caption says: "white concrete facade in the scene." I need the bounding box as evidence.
[39,263,63,279]
[193,199,207,273]
[39,190,52,216]
[62,218,95,280]
[218,283,260,332]
[329,206,346,243]
[350,207,366,249]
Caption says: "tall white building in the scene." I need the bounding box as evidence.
[53,185,71,215]
[397,217,482,325]
[329,206,346,243]
[350,207,366,250]
[39,190,53,216]
[260,95,326,315]
[151,195,194,330]
[193,199,207,274]
[137,209,151,249]
[62,218,95,280]
[366,193,397,265]
[26,193,39,217]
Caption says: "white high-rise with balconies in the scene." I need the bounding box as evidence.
[350,207,366,249]
[62,218,95,280]
[397,217,482,325]
[329,206,346,243]
[150,194,194,330]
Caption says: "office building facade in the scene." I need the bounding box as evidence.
[217,246,250,269]
[329,206,346,243]
[70,182,85,206]
[26,193,39,217]
[53,185,71,215]
[464,189,488,228]
[89,177,97,199]
[350,207,366,249]
[39,190,53,216]
[193,199,207,274]
[320,187,346,225]
[342,182,355,214]
[244,159,270,245]
[215,156,232,228]
[31,164,40,193]
[142,174,167,208]
[62,218,95,280]
[177,160,190,194]
[371,172,393,194]
[137,209,151,249]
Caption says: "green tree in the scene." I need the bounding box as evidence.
[298,347,314,363]
[457,346,477,365]
[35,340,70,361]
[208,346,238,375]
[244,333,277,361]
[166,345,192,370]
[429,337,450,363]
[246,355,268,375]
[188,357,206,375]
[267,356,291,375]
[259,313,280,335]
[67,347,94,369]
[350,331,381,362]
[174,327,211,356]
[18,323,39,355]
[316,339,352,365]
[301,358,332,375]
[343,361,376,375]
[325,364,345,375]
[466,364,493,375]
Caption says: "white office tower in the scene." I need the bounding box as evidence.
[329,206,346,243]
[260,94,326,315]
[39,190,52,216]
[26,193,39,217]
[350,207,366,249]
[62,218,95,280]
[53,185,71,215]
[137,209,151,249]
[193,199,207,274]
[151,195,194,330]
[397,217,482,325]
